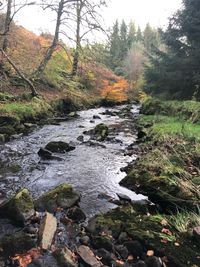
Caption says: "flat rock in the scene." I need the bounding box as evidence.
[35,184,81,212]
[39,212,57,250]
[77,245,102,267]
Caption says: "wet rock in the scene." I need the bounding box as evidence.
[80,235,90,245]
[35,184,81,212]
[145,256,163,267]
[94,123,109,141]
[0,231,36,257]
[38,148,63,161]
[0,189,34,225]
[116,193,131,203]
[92,236,113,252]
[193,226,200,243]
[39,212,57,250]
[84,141,106,148]
[0,116,19,127]
[0,134,5,143]
[77,245,102,267]
[90,120,95,123]
[67,207,86,223]
[24,123,37,129]
[54,246,78,267]
[45,141,75,153]
[68,112,79,118]
[93,115,101,120]
[102,110,116,116]
[96,248,115,266]
[123,241,143,258]
[77,135,84,142]
[114,245,128,259]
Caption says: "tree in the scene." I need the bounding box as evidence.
[145,0,200,99]
[128,20,136,49]
[136,26,143,42]
[109,20,120,70]
[119,19,128,60]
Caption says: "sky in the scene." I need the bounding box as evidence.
[15,0,183,42]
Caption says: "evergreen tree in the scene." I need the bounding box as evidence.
[119,20,128,60]
[109,20,120,70]
[145,0,200,99]
[136,27,143,42]
[128,20,136,48]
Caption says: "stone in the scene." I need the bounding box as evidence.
[24,123,36,128]
[117,193,131,203]
[92,236,113,252]
[115,245,128,259]
[45,141,75,153]
[145,256,163,267]
[94,123,109,141]
[93,115,101,120]
[35,184,81,212]
[77,245,102,267]
[96,248,115,266]
[54,246,78,267]
[77,135,84,142]
[0,134,5,143]
[39,212,57,250]
[67,207,86,223]
[0,231,36,257]
[68,112,78,118]
[80,235,90,245]
[38,148,62,161]
[193,226,200,243]
[123,241,143,258]
[0,189,34,225]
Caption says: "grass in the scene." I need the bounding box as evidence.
[169,208,200,233]
[0,97,51,121]
[139,114,200,141]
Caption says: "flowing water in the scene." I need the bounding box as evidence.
[0,104,146,218]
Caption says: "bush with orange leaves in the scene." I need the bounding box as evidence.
[100,79,129,102]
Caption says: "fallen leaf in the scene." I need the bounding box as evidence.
[147,250,154,257]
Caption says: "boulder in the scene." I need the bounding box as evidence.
[77,135,84,142]
[93,115,101,120]
[0,231,36,257]
[68,112,79,118]
[67,206,86,223]
[45,141,75,153]
[77,245,102,267]
[92,236,113,252]
[39,212,57,250]
[54,246,78,267]
[38,148,62,161]
[94,123,109,141]
[116,193,131,203]
[0,189,34,225]
[35,184,81,212]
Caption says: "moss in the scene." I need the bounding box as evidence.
[0,189,34,225]
[94,123,109,141]
[8,164,21,173]
[35,183,80,212]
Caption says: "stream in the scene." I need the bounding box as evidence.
[0,104,145,218]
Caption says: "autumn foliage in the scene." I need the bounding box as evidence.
[100,79,129,102]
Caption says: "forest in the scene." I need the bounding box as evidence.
[0,0,199,267]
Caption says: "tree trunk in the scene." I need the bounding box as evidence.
[1,49,39,97]
[72,0,82,76]
[34,0,64,76]
[2,0,12,51]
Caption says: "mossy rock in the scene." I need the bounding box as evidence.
[94,123,109,141]
[0,231,36,257]
[192,177,200,185]
[45,141,76,153]
[0,189,34,225]
[0,126,16,136]
[8,164,21,173]
[35,183,81,212]
[92,236,113,252]
[0,116,19,127]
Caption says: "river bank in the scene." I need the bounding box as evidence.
[0,99,199,267]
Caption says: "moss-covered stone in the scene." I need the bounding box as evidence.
[0,126,16,136]
[94,123,109,141]
[35,183,80,212]
[0,189,34,225]
[0,231,35,257]
[45,141,75,153]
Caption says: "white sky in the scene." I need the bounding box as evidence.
[16,0,183,42]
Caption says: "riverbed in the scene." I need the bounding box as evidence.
[0,104,145,218]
